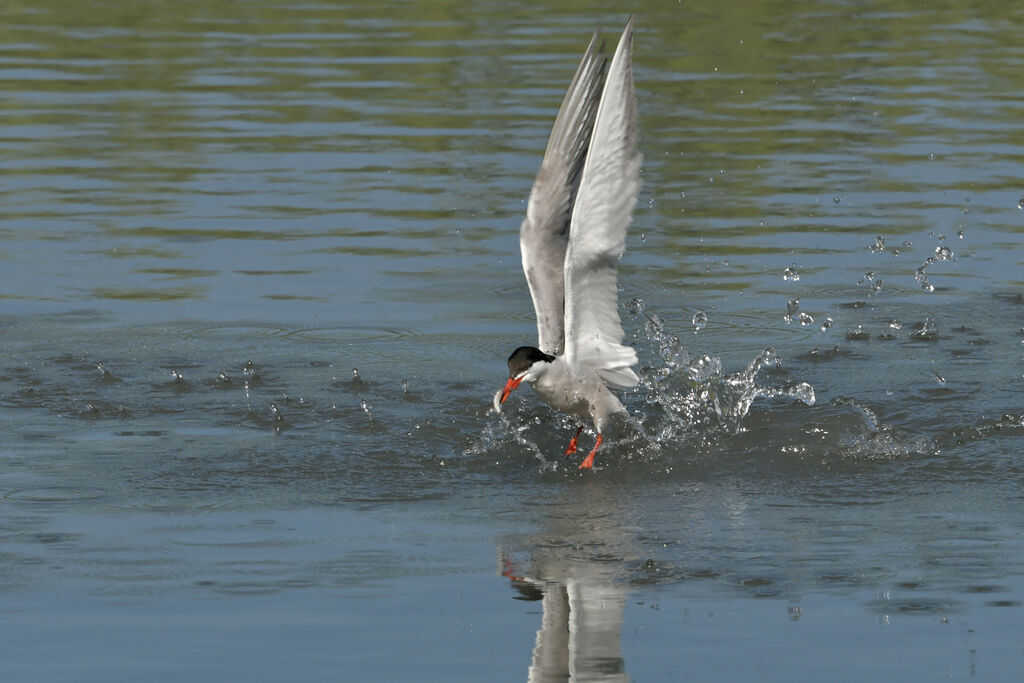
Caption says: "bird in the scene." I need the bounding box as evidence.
[495,17,642,470]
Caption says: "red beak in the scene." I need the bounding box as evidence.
[500,376,523,404]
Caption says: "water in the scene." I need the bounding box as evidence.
[2,1,1024,680]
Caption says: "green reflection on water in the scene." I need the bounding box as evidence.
[0,0,1021,310]
[92,287,204,301]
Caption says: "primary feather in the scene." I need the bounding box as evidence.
[563,17,641,388]
[519,33,608,356]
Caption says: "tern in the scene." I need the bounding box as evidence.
[495,17,642,470]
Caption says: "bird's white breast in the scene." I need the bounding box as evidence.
[529,356,627,433]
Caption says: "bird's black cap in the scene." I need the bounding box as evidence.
[507,346,555,377]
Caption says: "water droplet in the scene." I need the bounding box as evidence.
[935,245,954,261]
[957,230,964,239]
[869,235,886,254]
[360,399,373,420]
[820,317,833,331]
[911,318,939,341]
[833,196,841,204]
[270,404,286,430]
[401,379,409,394]
[846,325,870,340]
[871,279,883,296]
[783,265,800,282]
[889,320,902,330]
[932,369,946,384]
[687,354,722,383]
[784,299,800,324]
[797,312,814,326]
[928,152,936,160]
[790,382,815,405]
[692,311,708,333]
[1017,197,1024,210]
[640,232,646,241]
[629,298,646,314]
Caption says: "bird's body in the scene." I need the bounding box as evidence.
[497,18,641,470]
[531,355,627,434]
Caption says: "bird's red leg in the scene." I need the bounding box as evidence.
[564,426,584,456]
[578,433,603,470]
[500,553,524,582]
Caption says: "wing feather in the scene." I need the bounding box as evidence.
[563,17,641,388]
[520,33,608,356]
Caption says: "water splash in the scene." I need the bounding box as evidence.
[782,299,814,326]
[484,301,817,467]
[629,301,814,438]
[846,325,870,341]
[913,238,959,293]
[784,299,800,324]
[910,318,939,341]
[914,259,935,293]
[830,398,929,460]
[96,362,122,384]
[783,265,800,282]
[242,360,260,382]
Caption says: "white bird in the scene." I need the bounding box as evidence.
[496,17,642,470]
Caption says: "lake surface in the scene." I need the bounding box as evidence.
[2,1,1023,679]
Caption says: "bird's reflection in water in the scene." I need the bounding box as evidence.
[509,575,630,683]
[501,479,636,683]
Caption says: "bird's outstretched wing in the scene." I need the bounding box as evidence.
[519,32,608,356]
[563,17,641,388]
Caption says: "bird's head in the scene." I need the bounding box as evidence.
[499,346,555,404]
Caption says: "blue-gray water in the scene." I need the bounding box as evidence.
[2,1,1023,680]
